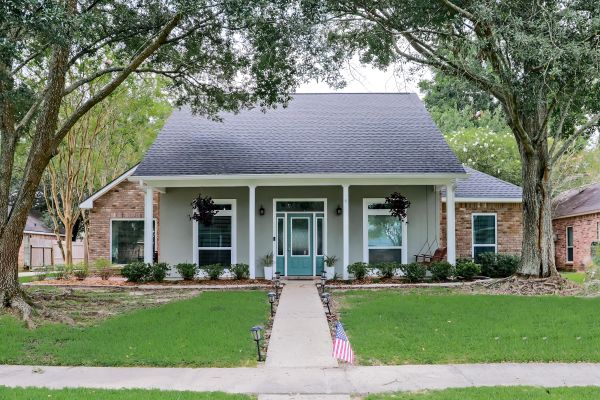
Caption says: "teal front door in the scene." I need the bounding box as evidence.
[286,213,313,276]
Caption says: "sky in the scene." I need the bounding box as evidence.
[297,60,431,96]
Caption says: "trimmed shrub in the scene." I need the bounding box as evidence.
[429,261,453,281]
[176,263,198,280]
[375,262,399,279]
[400,263,427,283]
[73,263,89,280]
[93,258,113,280]
[348,262,370,280]
[122,261,150,282]
[149,262,169,282]
[201,263,225,280]
[54,265,70,280]
[230,263,250,280]
[455,260,481,280]
[478,253,520,278]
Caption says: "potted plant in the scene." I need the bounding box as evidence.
[323,255,338,279]
[261,252,274,280]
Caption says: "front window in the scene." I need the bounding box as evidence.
[472,214,497,260]
[111,220,155,264]
[197,201,234,266]
[566,226,574,263]
[364,200,404,263]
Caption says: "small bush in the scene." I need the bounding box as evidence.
[429,261,453,281]
[375,262,398,278]
[54,265,69,280]
[73,263,89,280]
[400,263,427,283]
[176,263,198,280]
[477,253,520,278]
[455,260,481,280]
[122,261,150,282]
[149,262,169,282]
[348,262,370,280]
[93,258,113,280]
[201,263,225,280]
[230,263,250,280]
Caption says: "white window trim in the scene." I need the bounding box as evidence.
[566,226,574,264]
[276,216,285,256]
[272,198,327,277]
[109,218,157,265]
[315,216,324,256]
[192,199,237,266]
[362,198,408,265]
[471,213,497,258]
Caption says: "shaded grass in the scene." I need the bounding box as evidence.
[0,386,252,399]
[337,290,599,364]
[365,386,600,399]
[0,291,268,367]
[562,272,586,284]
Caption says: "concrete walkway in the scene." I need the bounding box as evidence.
[1,363,600,395]
[266,280,337,368]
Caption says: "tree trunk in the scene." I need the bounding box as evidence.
[518,144,558,277]
[0,218,35,326]
[65,226,73,266]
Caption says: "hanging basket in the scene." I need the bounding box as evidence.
[190,193,218,227]
[385,192,411,221]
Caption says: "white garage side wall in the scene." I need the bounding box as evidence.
[159,185,438,278]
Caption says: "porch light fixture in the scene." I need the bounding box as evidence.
[321,292,331,315]
[259,205,265,216]
[267,291,276,317]
[336,205,342,215]
[250,326,264,361]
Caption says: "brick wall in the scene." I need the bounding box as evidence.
[553,212,600,271]
[440,202,523,259]
[87,180,159,263]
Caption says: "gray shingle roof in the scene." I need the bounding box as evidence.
[134,93,465,177]
[442,167,522,200]
[554,183,600,218]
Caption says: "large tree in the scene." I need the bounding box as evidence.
[0,0,317,322]
[319,0,600,277]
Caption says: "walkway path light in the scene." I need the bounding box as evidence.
[267,291,276,317]
[321,292,331,315]
[250,326,264,361]
[320,271,327,291]
[274,279,281,299]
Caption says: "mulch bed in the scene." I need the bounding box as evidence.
[463,275,583,296]
[27,276,272,288]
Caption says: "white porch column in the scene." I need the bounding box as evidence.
[249,185,256,279]
[342,184,350,280]
[144,185,154,264]
[446,182,456,265]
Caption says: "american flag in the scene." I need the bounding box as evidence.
[332,322,354,364]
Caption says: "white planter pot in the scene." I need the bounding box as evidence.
[325,266,335,279]
[264,266,273,280]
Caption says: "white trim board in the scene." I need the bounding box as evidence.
[79,165,138,209]
[441,197,522,203]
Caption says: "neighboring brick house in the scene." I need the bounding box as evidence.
[440,167,523,260]
[80,166,160,264]
[553,183,600,271]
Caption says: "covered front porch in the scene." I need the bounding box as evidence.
[136,175,459,279]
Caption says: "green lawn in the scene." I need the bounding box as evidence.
[0,386,252,399]
[337,290,600,364]
[562,272,586,284]
[0,291,268,367]
[365,387,600,399]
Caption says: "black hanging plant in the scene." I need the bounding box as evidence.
[190,193,218,227]
[385,192,411,221]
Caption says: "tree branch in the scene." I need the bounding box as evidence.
[551,112,600,163]
[54,14,182,144]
